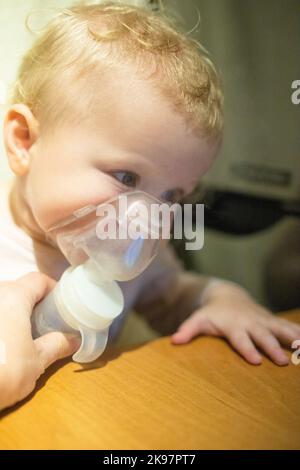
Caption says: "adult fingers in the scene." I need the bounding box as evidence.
[34,331,81,369]
[17,272,56,315]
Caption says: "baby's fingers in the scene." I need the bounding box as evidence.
[250,327,289,366]
[228,330,262,365]
[171,312,215,344]
[269,319,300,347]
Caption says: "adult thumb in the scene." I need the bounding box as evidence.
[34,331,81,369]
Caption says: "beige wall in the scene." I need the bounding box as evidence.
[166,0,300,200]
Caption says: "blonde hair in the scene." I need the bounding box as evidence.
[9,1,223,139]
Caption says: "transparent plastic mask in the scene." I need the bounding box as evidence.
[46,191,171,282]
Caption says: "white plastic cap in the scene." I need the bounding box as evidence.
[56,261,124,363]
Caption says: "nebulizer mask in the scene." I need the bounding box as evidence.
[31,191,167,363]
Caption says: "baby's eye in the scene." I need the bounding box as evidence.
[161,189,184,204]
[111,171,138,188]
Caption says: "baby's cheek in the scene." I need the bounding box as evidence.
[31,171,121,231]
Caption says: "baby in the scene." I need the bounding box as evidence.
[1,2,299,409]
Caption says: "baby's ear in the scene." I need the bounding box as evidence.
[3,103,39,176]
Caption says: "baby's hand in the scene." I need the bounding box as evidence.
[0,273,80,410]
[171,282,300,366]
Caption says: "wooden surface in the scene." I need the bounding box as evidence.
[0,310,300,450]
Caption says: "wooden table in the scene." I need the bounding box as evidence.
[0,310,300,450]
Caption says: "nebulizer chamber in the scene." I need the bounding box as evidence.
[31,191,163,363]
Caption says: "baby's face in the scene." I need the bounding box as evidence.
[24,68,218,234]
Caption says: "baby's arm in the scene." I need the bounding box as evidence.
[135,245,300,365]
[135,245,216,335]
[0,273,80,410]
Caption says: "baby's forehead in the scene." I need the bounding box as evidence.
[73,66,214,155]
[79,65,181,135]
[45,60,216,168]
